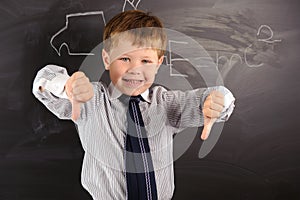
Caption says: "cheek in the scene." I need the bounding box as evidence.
[144,66,158,81]
[109,66,126,84]
[110,70,121,84]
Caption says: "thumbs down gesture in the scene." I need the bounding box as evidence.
[65,72,94,121]
[201,91,225,140]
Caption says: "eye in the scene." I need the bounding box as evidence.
[120,57,130,62]
[142,59,153,64]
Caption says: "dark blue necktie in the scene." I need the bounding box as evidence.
[124,95,158,200]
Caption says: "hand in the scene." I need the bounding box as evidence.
[201,91,224,140]
[65,71,94,121]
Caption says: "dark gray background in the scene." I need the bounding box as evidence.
[0,0,300,199]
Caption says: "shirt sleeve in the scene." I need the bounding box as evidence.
[32,64,73,120]
[164,86,235,132]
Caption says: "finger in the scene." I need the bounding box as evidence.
[204,94,224,107]
[72,84,91,96]
[211,91,224,98]
[71,99,81,121]
[203,108,221,118]
[73,90,93,102]
[209,102,224,112]
[210,94,224,106]
[201,118,217,140]
[203,100,224,112]
[65,76,74,98]
[72,76,89,87]
[208,91,225,106]
[72,71,86,80]
[214,97,225,107]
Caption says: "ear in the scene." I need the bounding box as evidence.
[102,49,110,70]
[155,56,164,73]
[158,56,164,65]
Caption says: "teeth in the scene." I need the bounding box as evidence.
[124,79,142,84]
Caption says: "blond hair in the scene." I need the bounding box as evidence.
[103,10,167,58]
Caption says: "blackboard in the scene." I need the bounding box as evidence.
[1,0,300,199]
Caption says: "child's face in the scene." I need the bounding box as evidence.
[102,40,164,96]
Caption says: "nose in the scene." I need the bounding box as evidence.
[127,61,142,75]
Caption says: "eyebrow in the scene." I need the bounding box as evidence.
[120,54,155,59]
[141,56,153,59]
[120,53,130,57]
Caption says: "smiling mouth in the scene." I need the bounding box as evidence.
[122,78,144,88]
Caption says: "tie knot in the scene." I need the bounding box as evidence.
[130,95,143,103]
[119,94,143,105]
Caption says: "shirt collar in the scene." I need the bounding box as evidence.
[108,83,151,103]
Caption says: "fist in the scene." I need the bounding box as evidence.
[65,71,94,121]
[201,91,225,140]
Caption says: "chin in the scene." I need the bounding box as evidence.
[124,86,148,96]
[118,82,153,96]
[126,89,143,96]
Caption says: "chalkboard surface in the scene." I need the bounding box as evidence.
[1,0,300,199]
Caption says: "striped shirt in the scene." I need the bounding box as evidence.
[32,65,235,200]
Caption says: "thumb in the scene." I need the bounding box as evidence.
[71,98,81,121]
[65,75,81,121]
[201,117,217,140]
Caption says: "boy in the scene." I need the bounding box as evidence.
[33,10,235,200]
